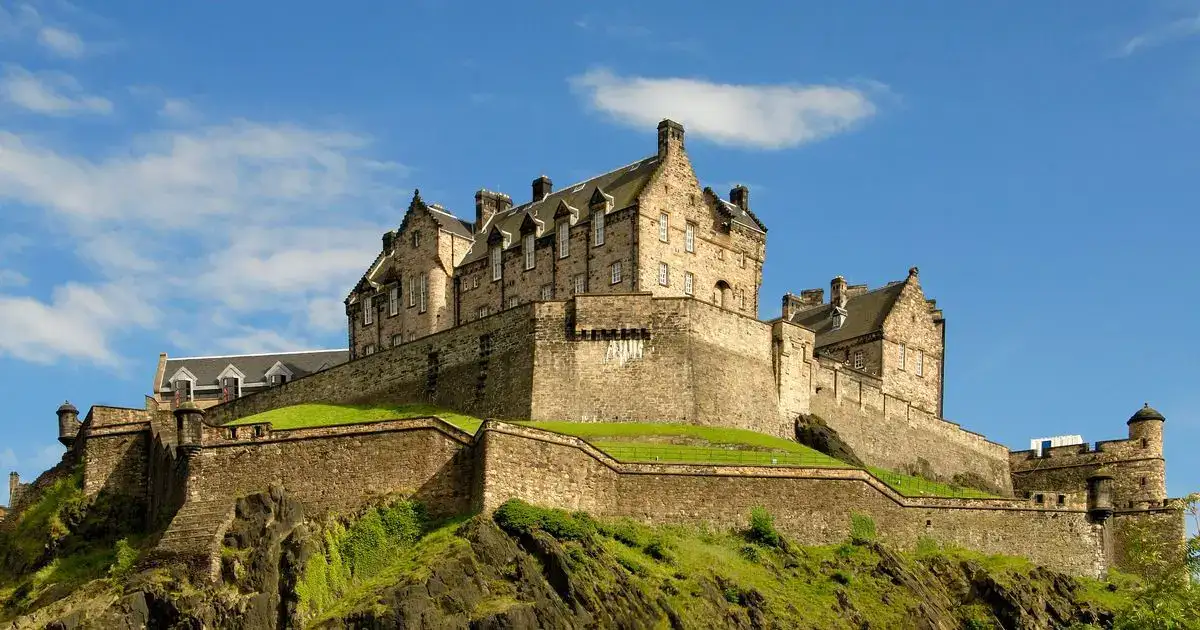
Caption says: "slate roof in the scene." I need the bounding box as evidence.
[160,349,349,389]
[427,204,475,239]
[459,156,664,265]
[716,198,767,234]
[790,282,906,348]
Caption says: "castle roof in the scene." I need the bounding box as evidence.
[1127,403,1165,424]
[789,281,906,348]
[426,204,475,239]
[159,349,349,390]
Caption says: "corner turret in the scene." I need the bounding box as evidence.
[174,402,205,456]
[56,401,80,447]
[1126,403,1165,457]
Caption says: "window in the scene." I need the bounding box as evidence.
[408,332,416,342]
[173,379,193,402]
[364,343,377,356]
[507,296,518,309]
[541,284,553,300]
[408,277,416,307]
[392,333,403,347]
[491,245,502,281]
[472,275,480,289]
[685,222,695,253]
[523,233,535,270]
[363,297,374,325]
[611,261,622,284]
[221,376,241,401]
[557,221,569,258]
[684,272,694,295]
[916,351,924,377]
[658,262,669,286]
[740,251,746,268]
[593,211,605,246]
[899,344,906,371]
[853,350,864,370]
[270,374,287,386]
[418,274,428,313]
[389,286,399,316]
[658,212,669,242]
[412,231,421,248]
[477,306,489,320]
[574,274,585,295]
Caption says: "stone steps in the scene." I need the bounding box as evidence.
[150,498,235,579]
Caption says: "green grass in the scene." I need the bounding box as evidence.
[227,403,483,434]
[867,467,998,499]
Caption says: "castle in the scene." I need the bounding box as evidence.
[1,120,1184,582]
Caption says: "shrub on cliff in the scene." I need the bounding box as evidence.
[492,499,595,541]
[746,507,782,548]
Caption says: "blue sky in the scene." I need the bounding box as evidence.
[0,1,1197,510]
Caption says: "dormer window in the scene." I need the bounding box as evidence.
[491,245,502,281]
[221,376,241,402]
[172,379,193,402]
[363,296,374,326]
[557,221,570,258]
[593,211,605,246]
[831,306,847,330]
[271,374,288,386]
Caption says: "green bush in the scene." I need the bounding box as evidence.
[850,513,877,545]
[493,499,594,541]
[107,538,138,579]
[644,539,673,563]
[738,544,761,563]
[747,507,782,548]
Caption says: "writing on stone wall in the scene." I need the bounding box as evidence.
[604,338,644,366]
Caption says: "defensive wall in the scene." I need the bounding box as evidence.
[810,357,1013,494]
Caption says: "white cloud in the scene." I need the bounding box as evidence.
[569,68,881,150]
[0,65,111,115]
[37,25,84,58]
[159,97,196,122]
[0,104,405,367]
[0,269,29,287]
[1117,13,1200,57]
[0,282,157,366]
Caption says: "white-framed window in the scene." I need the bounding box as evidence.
[364,343,377,356]
[412,231,421,248]
[853,350,864,370]
[684,272,694,295]
[418,274,428,313]
[685,222,695,253]
[523,233,535,270]
[899,344,906,371]
[541,284,553,300]
[221,375,241,401]
[172,379,193,402]
[611,261,622,284]
[363,297,374,325]
[270,373,288,386]
[477,306,488,320]
[658,212,669,242]
[658,262,669,287]
[408,277,416,307]
[573,274,585,295]
[491,245,503,281]
[916,351,924,377]
[557,221,569,258]
[392,333,402,347]
[593,211,605,246]
[507,296,519,309]
[472,275,480,289]
[389,286,399,316]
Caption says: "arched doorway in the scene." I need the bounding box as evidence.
[714,281,732,309]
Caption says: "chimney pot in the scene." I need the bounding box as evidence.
[532,175,553,202]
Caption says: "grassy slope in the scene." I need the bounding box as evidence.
[227,404,994,497]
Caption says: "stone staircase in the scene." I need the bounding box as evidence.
[148,498,234,581]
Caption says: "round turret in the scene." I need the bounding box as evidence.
[1126,403,1165,457]
[174,402,205,455]
[56,401,80,447]
[1086,473,1114,522]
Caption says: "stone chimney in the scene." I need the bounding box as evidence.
[781,290,825,320]
[381,230,396,254]
[831,276,848,309]
[845,284,868,300]
[730,185,750,212]
[657,119,685,158]
[474,190,513,234]
[532,175,553,202]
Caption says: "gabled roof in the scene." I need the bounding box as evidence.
[790,282,906,348]
[715,196,767,234]
[426,204,474,239]
[460,155,662,265]
[159,349,349,390]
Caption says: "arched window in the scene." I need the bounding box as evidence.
[714,281,732,309]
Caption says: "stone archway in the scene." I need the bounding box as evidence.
[714,280,732,309]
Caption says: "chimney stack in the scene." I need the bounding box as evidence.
[532,175,553,202]
[730,185,750,212]
[382,230,396,253]
[831,276,848,309]
[474,189,513,234]
[657,119,685,158]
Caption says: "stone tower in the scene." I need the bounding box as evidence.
[56,401,80,447]
[1125,403,1167,504]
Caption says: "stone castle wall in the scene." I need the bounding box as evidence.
[1010,434,1167,510]
[476,422,1106,577]
[810,358,1013,494]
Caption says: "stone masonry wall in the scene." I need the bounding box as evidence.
[80,408,154,501]
[205,304,538,425]
[881,276,943,416]
[476,422,1105,577]
[187,418,474,518]
[1010,436,1167,509]
[810,358,1013,494]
